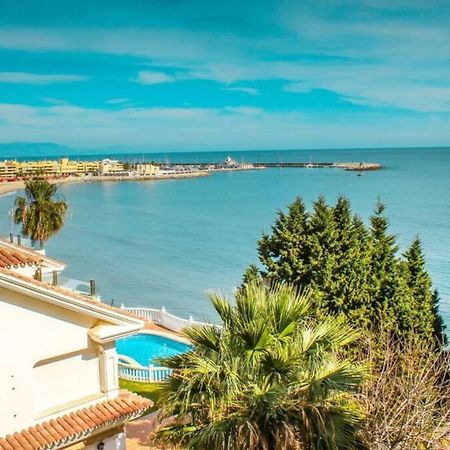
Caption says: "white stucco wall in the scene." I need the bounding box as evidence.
[0,286,118,436]
[33,348,100,414]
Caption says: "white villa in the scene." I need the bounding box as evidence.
[0,238,151,449]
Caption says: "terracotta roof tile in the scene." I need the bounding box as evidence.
[0,238,64,269]
[0,267,143,322]
[0,238,143,323]
[0,247,42,270]
[0,391,152,450]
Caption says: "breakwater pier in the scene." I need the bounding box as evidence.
[164,161,383,171]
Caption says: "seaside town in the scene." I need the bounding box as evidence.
[0,156,382,196]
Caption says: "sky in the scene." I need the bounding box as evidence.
[0,0,449,153]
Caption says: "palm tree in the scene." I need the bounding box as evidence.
[155,282,367,450]
[14,179,68,247]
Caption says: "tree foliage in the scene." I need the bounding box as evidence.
[356,331,450,449]
[14,179,68,247]
[253,196,445,344]
[154,282,367,450]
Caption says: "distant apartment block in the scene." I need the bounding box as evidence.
[0,158,100,179]
[98,159,125,175]
[135,163,160,176]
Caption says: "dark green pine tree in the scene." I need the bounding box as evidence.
[258,197,311,285]
[368,202,398,325]
[403,237,446,342]
[431,290,447,344]
[368,201,417,337]
[246,196,445,344]
[241,264,262,286]
[305,196,339,311]
[328,197,372,325]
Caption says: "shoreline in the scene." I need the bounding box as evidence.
[0,171,210,196]
[0,160,382,197]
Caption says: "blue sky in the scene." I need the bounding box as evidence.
[0,0,449,152]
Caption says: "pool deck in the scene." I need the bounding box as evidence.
[141,322,190,345]
[143,322,180,336]
[126,412,162,449]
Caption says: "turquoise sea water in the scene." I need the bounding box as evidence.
[0,147,449,327]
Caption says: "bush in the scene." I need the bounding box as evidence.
[356,332,450,449]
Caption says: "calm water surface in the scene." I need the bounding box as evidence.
[0,148,449,326]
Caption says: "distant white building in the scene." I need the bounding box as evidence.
[136,163,161,176]
[222,156,254,170]
[223,156,238,167]
[99,159,125,175]
[0,238,150,449]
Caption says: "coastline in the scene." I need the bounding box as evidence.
[0,160,382,198]
[0,171,210,197]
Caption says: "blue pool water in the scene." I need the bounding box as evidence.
[116,333,191,366]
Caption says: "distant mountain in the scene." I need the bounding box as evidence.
[0,142,164,160]
[0,142,80,159]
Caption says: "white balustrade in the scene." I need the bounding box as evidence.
[118,358,173,383]
[117,306,221,382]
[120,305,214,332]
[121,306,163,324]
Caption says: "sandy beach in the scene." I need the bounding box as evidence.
[0,171,210,197]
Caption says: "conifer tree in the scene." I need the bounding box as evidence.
[245,196,445,344]
[329,198,372,324]
[258,197,311,285]
[403,238,446,342]
[367,201,402,329]
[306,196,338,306]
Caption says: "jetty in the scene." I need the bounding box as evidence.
[167,161,383,171]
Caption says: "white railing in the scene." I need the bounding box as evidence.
[118,355,173,382]
[117,306,221,382]
[123,307,163,324]
[120,305,212,332]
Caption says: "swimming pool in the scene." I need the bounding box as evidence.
[116,333,191,366]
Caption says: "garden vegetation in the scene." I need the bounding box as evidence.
[152,196,449,449]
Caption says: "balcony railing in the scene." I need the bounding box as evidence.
[117,355,173,382]
[40,271,98,298]
[8,233,42,250]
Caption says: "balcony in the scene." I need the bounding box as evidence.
[8,233,43,251]
[39,271,99,299]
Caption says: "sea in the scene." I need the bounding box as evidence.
[0,147,449,327]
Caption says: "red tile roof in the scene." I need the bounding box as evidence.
[0,238,65,269]
[0,238,143,322]
[0,391,152,450]
[0,268,143,322]
[0,247,42,270]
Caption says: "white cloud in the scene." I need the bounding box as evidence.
[282,64,450,113]
[0,11,449,113]
[106,98,130,104]
[0,72,88,84]
[222,87,259,95]
[0,102,448,150]
[40,97,70,105]
[225,106,263,115]
[134,70,175,85]
[283,83,312,94]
